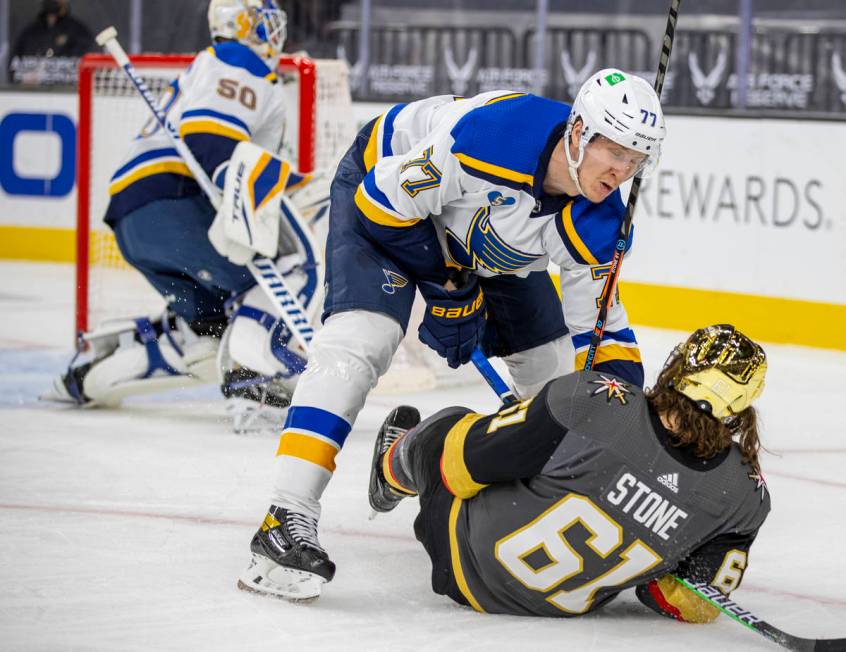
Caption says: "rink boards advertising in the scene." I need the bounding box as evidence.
[0,92,843,350]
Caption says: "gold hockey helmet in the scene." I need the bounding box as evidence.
[667,324,767,421]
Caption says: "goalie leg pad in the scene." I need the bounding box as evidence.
[46,315,219,407]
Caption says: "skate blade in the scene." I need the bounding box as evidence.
[237,554,326,603]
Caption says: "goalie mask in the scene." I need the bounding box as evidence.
[208,0,286,66]
[563,68,666,194]
[664,324,767,421]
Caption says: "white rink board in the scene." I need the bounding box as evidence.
[626,115,846,304]
[1,90,844,305]
[0,91,77,227]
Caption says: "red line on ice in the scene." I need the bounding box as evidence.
[0,502,417,543]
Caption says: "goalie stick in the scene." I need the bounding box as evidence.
[470,355,845,651]
[95,27,314,353]
[582,0,680,372]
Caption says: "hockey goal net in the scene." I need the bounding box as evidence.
[75,52,477,393]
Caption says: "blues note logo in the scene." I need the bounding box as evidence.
[446,207,539,273]
[488,191,516,207]
[381,269,408,295]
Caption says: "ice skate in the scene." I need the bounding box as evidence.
[368,405,421,514]
[238,506,335,602]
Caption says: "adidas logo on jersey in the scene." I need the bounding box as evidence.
[656,472,679,493]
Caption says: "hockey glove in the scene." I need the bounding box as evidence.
[418,277,486,369]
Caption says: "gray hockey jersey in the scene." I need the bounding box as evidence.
[439,371,770,616]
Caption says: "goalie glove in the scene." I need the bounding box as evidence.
[208,141,295,265]
[418,275,486,369]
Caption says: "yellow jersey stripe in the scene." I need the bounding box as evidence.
[354,186,422,228]
[485,92,526,105]
[276,431,340,472]
[109,161,193,195]
[574,343,642,369]
[264,71,277,82]
[453,152,534,186]
[441,413,488,499]
[448,497,485,613]
[561,203,599,266]
[363,113,385,171]
[179,120,250,142]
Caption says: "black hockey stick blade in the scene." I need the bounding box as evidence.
[674,577,846,651]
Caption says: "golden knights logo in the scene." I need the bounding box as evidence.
[445,207,540,273]
[590,375,631,405]
[748,469,768,502]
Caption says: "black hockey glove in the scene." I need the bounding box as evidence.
[418,277,486,369]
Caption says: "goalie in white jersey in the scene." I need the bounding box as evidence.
[48,0,323,427]
[239,70,668,601]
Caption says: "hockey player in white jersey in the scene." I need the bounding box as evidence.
[47,0,323,427]
[239,70,667,601]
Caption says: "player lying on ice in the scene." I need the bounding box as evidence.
[363,324,770,620]
[238,69,668,600]
[45,0,329,432]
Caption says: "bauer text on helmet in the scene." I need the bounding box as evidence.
[564,69,666,196]
[208,0,286,64]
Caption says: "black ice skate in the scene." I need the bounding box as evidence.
[368,405,421,514]
[238,506,335,602]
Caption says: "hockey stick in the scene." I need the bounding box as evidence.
[582,0,681,371]
[470,348,518,405]
[95,27,314,352]
[470,354,845,651]
[672,577,846,651]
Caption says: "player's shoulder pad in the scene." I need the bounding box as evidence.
[206,41,276,82]
[555,192,631,266]
[449,94,570,193]
[545,370,645,428]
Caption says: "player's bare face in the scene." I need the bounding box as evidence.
[580,136,646,202]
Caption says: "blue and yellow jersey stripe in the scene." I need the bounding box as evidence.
[362,102,407,171]
[572,328,642,369]
[555,194,630,266]
[450,93,568,194]
[452,152,534,193]
[108,147,193,196]
[179,108,251,142]
[276,406,352,473]
[354,169,422,228]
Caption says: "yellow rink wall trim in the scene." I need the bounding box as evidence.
[0,226,843,351]
[0,225,76,262]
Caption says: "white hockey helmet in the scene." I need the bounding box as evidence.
[564,68,666,189]
[208,0,287,65]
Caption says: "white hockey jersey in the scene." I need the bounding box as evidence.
[354,91,641,377]
[105,41,287,225]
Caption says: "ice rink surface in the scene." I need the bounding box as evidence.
[1,261,844,652]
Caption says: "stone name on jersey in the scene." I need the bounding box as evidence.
[606,472,689,541]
